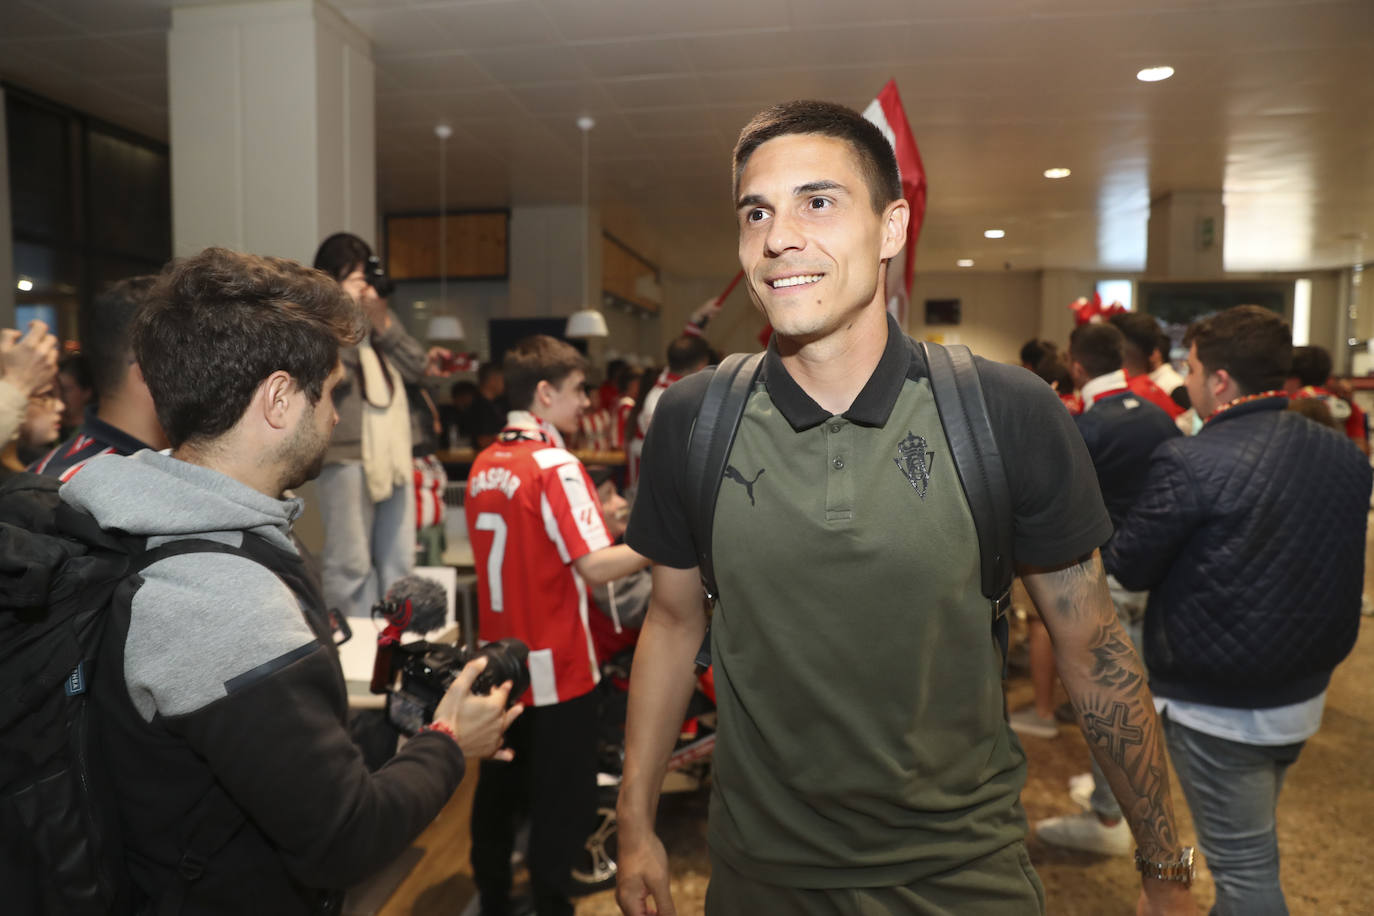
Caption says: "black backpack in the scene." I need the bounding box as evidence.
[683,342,1015,668]
[0,473,246,915]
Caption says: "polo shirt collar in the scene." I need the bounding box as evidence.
[81,412,156,456]
[763,312,912,431]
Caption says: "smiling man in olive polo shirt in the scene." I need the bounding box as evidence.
[614,101,1193,916]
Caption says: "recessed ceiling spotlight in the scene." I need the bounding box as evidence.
[1136,66,1175,83]
[984,229,1006,239]
[1043,167,1072,180]
[16,278,33,292]
[957,259,975,268]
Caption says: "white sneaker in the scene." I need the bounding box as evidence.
[1008,708,1059,739]
[1068,772,1094,811]
[1035,810,1132,856]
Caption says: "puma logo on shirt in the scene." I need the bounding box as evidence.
[724,465,765,506]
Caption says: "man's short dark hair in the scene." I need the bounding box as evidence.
[1184,306,1292,396]
[733,100,901,213]
[82,275,158,398]
[313,232,373,282]
[503,335,587,412]
[450,379,478,401]
[1069,323,1126,379]
[477,361,503,388]
[1108,312,1161,365]
[1155,332,1173,362]
[1290,345,1333,387]
[667,335,712,375]
[133,248,365,449]
[58,353,93,392]
[1033,354,1074,395]
[1019,338,1057,369]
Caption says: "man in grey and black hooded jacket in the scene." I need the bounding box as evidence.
[61,248,521,914]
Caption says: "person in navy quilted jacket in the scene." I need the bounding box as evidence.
[1105,305,1372,916]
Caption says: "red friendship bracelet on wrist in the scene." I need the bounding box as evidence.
[423,720,458,744]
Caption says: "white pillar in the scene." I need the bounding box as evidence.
[0,87,14,327]
[1146,191,1225,278]
[168,0,376,265]
[507,204,602,319]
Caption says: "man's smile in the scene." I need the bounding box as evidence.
[766,273,825,290]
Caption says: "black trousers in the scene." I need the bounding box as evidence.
[470,689,599,916]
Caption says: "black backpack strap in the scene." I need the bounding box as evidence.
[920,342,1016,659]
[128,537,257,574]
[155,781,250,916]
[123,538,254,915]
[683,351,765,669]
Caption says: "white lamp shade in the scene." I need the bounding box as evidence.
[565,309,609,338]
[427,315,465,340]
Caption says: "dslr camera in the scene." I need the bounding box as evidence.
[385,638,530,736]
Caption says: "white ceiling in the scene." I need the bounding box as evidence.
[1,0,1371,278]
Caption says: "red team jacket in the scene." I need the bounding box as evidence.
[465,424,610,707]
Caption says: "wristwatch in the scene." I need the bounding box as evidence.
[1134,846,1195,887]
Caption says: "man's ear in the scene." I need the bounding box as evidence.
[1209,367,1239,401]
[879,198,911,262]
[260,371,295,430]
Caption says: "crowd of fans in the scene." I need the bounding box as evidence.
[1007,306,1370,914]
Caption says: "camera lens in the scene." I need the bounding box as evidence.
[472,638,530,706]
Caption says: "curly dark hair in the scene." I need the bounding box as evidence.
[133,248,365,448]
[733,100,902,213]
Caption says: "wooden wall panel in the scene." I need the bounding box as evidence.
[386,212,507,279]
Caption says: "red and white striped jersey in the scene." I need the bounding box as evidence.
[465,427,610,707]
[413,455,447,530]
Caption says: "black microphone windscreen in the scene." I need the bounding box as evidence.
[384,575,449,634]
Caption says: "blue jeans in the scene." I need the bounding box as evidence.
[317,461,415,618]
[1161,714,1304,916]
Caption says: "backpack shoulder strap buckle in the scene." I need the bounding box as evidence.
[992,585,1012,621]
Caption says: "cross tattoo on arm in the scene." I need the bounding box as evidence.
[1082,701,1145,760]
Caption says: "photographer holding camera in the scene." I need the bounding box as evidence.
[58,248,522,913]
[311,233,429,620]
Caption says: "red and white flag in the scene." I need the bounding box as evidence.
[862,80,927,329]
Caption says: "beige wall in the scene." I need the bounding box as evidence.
[907,270,1044,365]
[660,274,763,359]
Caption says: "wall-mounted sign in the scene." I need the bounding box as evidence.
[924,298,961,326]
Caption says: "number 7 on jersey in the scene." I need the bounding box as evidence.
[474,512,507,612]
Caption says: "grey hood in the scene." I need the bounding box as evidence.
[60,449,302,554]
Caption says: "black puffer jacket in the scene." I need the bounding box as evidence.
[1103,396,1371,709]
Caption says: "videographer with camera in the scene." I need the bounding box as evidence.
[466,335,651,916]
[57,248,522,913]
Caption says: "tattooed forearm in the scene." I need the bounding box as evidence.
[1019,551,1182,861]
[1043,553,1109,624]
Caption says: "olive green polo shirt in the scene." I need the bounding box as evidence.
[628,316,1111,888]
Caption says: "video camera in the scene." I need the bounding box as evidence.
[368,576,530,736]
